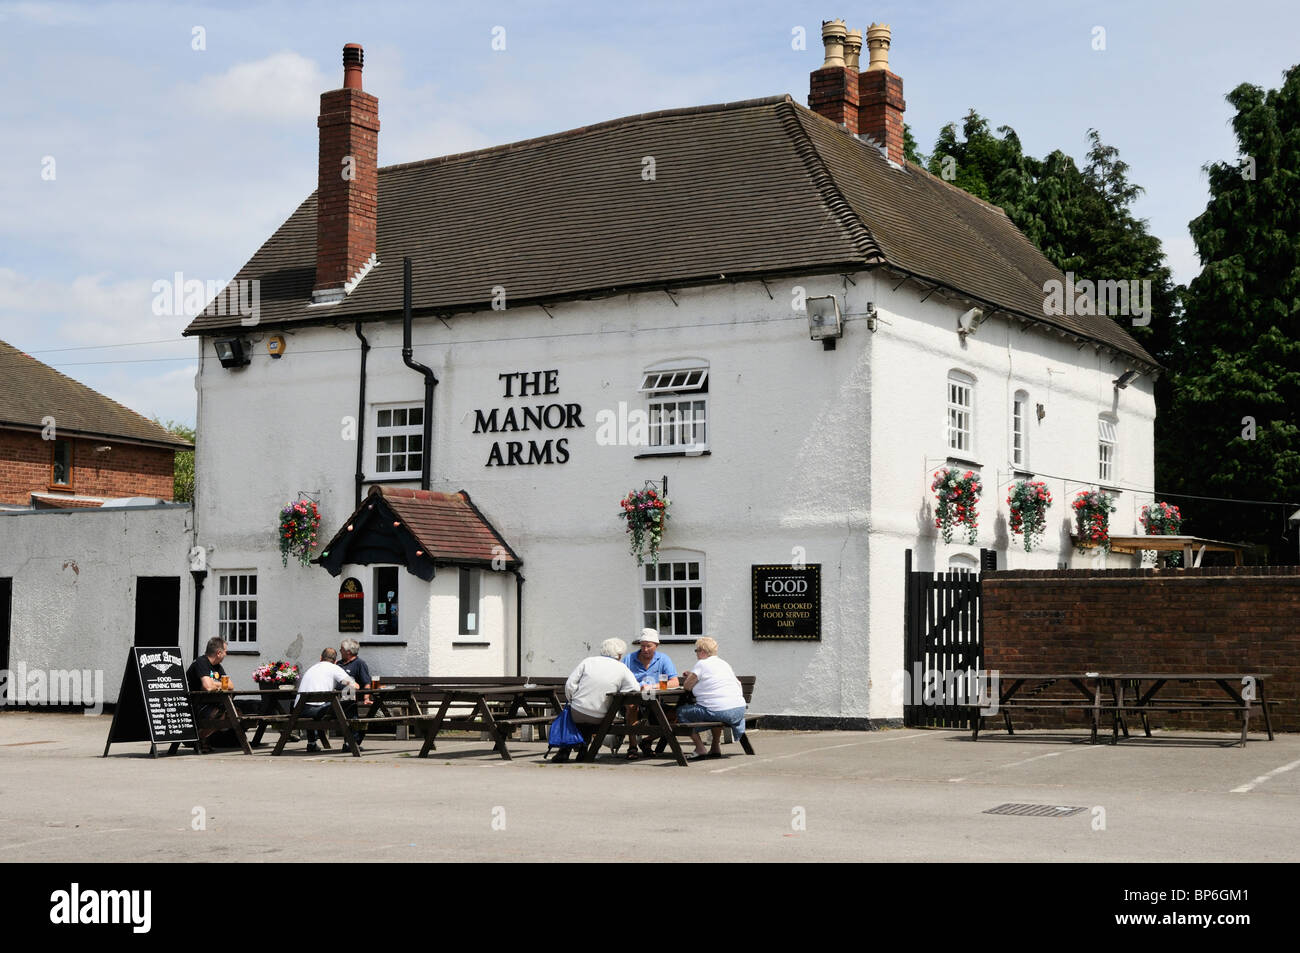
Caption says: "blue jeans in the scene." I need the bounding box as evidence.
[676,703,746,737]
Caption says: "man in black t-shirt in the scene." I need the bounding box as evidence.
[338,638,372,745]
[187,637,228,750]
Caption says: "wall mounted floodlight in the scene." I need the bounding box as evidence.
[1113,369,1140,389]
[957,307,984,338]
[214,338,250,368]
[806,295,843,342]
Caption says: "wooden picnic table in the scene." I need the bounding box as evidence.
[1100,673,1274,747]
[416,684,565,761]
[971,674,1114,744]
[578,688,692,766]
[182,687,429,756]
[971,672,1275,747]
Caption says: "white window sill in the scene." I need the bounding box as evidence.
[634,448,710,459]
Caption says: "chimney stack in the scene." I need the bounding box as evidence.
[808,19,859,134]
[313,43,380,304]
[857,23,907,164]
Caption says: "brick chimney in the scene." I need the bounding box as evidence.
[808,20,859,134]
[313,43,380,304]
[858,23,907,164]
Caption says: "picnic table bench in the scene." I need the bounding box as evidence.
[970,672,1275,747]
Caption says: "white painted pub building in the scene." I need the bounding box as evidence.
[184,29,1157,725]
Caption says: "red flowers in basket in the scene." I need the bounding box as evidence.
[1073,490,1116,553]
[618,487,670,565]
[932,468,981,545]
[1008,480,1052,553]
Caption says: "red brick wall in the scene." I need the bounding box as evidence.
[983,567,1298,732]
[0,430,175,504]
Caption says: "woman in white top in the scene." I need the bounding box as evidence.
[679,637,747,759]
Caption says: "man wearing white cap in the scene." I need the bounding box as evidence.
[624,628,679,690]
[623,628,679,759]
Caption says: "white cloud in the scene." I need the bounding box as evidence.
[181,51,329,122]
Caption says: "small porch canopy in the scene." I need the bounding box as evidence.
[316,485,522,579]
[1105,535,1253,567]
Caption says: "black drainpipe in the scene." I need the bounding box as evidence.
[190,570,207,660]
[353,322,370,509]
[513,570,525,676]
[401,256,438,490]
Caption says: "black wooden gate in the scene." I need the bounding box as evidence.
[903,550,986,728]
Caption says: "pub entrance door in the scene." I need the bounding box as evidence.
[134,577,181,646]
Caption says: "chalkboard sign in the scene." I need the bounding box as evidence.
[752,565,821,641]
[102,647,197,757]
[338,577,364,633]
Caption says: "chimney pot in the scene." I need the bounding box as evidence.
[820,19,847,68]
[342,42,364,89]
[843,29,862,70]
[865,22,891,71]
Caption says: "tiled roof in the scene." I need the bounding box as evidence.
[181,95,1155,366]
[0,339,193,449]
[379,486,520,568]
[318,485,520,574]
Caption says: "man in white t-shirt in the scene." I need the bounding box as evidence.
[295,647,359,752]
[679,637,747,759]
[558,638,641,762]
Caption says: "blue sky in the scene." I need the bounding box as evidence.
[2,0,1297,428]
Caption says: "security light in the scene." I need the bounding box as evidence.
[214,338,249,368]
[1113,369,1140,389]
[806,295,843,341]
[957,308,984,337]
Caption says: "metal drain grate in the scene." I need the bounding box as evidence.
[984,802,1087,818]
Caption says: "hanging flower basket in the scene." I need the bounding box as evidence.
[1072,490,1116,553]
[1140,501,1184,567]
[278,498,321,568]
[931,468,981,545]
[1008,480,1052,552]
[618,487,669,565]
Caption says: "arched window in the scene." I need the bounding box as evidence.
[948,553,979,575]
[947,371,975,454]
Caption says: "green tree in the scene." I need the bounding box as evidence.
[1164,65,1300,559]
[154,418,195,503]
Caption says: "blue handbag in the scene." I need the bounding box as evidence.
[548,704,585,748]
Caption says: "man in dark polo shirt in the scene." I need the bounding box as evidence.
[338,638,371,745]
[186,637,227,751]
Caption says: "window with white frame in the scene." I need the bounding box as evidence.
[640,555,704,640]
[217,572,257,646]
[1098,416,1118,483]
[639,361,708,452]
[374,404,424,478]
[947,372,975,454]
[1012,390,1029,468]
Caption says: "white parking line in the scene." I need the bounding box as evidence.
[710,731,932,774]
[1230,758,1300,794]
[948,741,1104,782]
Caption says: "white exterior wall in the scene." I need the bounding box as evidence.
[865,277,1156,717]
[0,506,194,703]
[195,268,1154,720]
